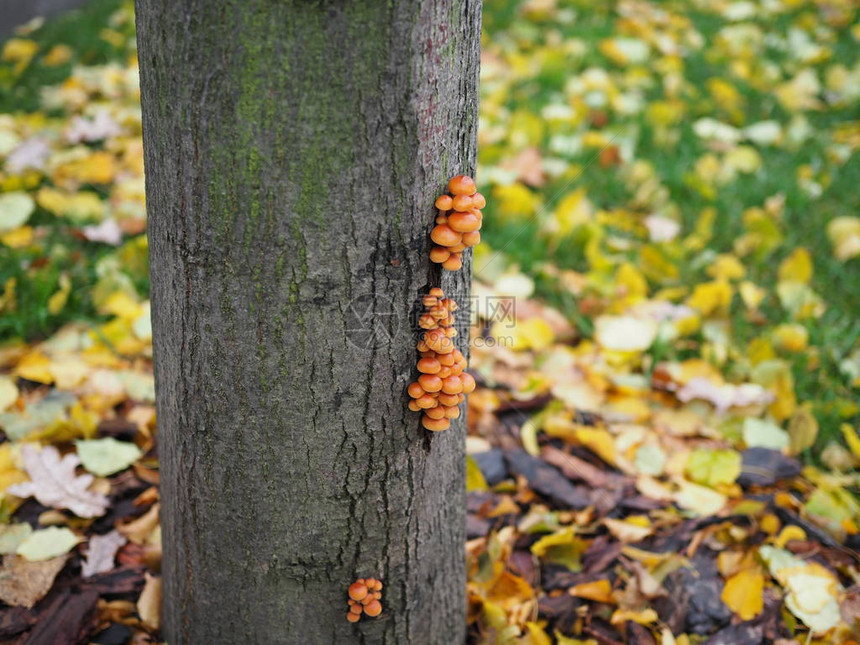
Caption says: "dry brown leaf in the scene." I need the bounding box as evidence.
[118,503,159,545]
[132,463,160,485]
[96,598,137,624]
[541,445,609,488]
[840,586,860,627]
[137,573,161,630]
[126,405,156,438]
[0,554,67,608]
[133,486,159,507]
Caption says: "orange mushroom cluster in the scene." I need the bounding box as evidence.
[346,578,383,622]
[407,287,476,431]
[430,175,486,271]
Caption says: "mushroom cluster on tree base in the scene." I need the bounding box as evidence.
[407,288,477,432]
[346,578,383,622]
[429,175,485,271]
[407,175,484,432]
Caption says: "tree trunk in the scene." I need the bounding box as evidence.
[135,2,480,643]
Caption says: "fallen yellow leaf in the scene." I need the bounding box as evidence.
[573,427,615,466]
[721,566,764,620]
[610,607,658,626]
[524,622,552,645]
[15,352,53,384]
[569,579,614,603]
[841,424,860,462]
[778,247,813,284]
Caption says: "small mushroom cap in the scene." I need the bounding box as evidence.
[424,329,454,354]
[424,327,443,341]
[347,612,361,622]
[418,314,438,330]
[429,246,451,263]
[451,194,473,212]
[430,224,462,247]
[364,600,383,617]
[417,357,442,374]
[442,375,463,394]
[349,582,368,601]
[443,405,461,419]
[441,254,463,271]
[433,336,455,354]
[447,212,481,233]
[448,174,477,196]
[462,231,481,247]
[461,372,477,394]
[407,382,425,399]
[438,352,455,366]
[417,374,443,392]
[415,394,437,409]
[425,405,446,420]
[421,415,451,432]
[438,393,460,406]
[471,192,487,209]
[435,194,453,210]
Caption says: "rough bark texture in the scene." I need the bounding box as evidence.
[135,1,480,643]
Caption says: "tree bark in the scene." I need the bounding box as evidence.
[135,2,480,643]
